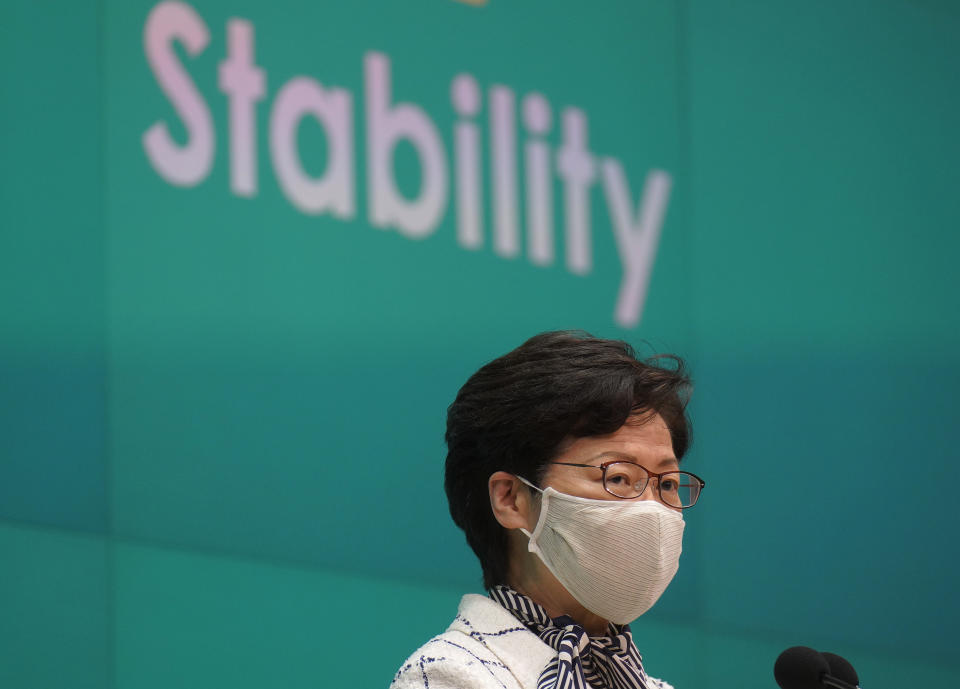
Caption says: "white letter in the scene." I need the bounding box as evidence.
[365,52,448,239]
[522,93,553,266]
[490,86,519,258]
[269,77,355,217]
[218,18,265,197]
[452,74,483,250]
[601,160,672,328]
[142,1,214,187]
[556,107,596,274]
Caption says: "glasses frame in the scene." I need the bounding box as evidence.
[546,460,705,508]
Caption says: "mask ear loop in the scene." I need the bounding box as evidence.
[515,476,550,546]
[516,475,542,494]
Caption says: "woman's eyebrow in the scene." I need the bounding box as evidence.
[585,450,633,463]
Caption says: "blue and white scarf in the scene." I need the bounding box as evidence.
[489,585,655,689]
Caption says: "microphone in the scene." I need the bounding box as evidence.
[822,652,859,689]
[774,646,861,689]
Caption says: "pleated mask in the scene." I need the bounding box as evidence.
[518,476,685,624]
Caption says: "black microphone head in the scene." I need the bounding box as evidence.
[774,646,830,689]
[821,652,859,686]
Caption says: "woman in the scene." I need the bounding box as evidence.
[391,331,704,689]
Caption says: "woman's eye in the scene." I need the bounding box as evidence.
[660,479,678,492]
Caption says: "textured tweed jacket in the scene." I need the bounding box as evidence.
[389,594,674,689]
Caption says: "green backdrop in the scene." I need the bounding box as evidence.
[2,1,959,688]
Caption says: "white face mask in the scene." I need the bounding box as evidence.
[517,477,685,624]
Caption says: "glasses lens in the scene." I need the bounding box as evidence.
[659,472,701,508]
[603,461,650,498]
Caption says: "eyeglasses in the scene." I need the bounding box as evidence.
[547,460,705,508]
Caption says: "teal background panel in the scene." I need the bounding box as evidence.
[114,541,462,689]
[685,0,960,353]
[0,0,107,531]
[0,523,111,689]
[694,356,958,662]
[684,0,960,663]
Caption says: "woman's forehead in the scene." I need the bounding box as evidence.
[555,413,676,466]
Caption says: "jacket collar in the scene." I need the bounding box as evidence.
[449,594,557,689]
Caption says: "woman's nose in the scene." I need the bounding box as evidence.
[637,479,658,501]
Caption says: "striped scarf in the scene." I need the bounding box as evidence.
[489,585,651,689]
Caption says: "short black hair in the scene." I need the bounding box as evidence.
[444,330,692,589]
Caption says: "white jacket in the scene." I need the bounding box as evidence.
[389,594,674,689]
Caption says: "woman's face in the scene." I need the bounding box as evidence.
[500,411,681,632]
[537,412,679,507]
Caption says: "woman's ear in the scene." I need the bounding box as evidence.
[488,471,535,530]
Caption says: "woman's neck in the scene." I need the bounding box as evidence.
[507,553,611,635]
